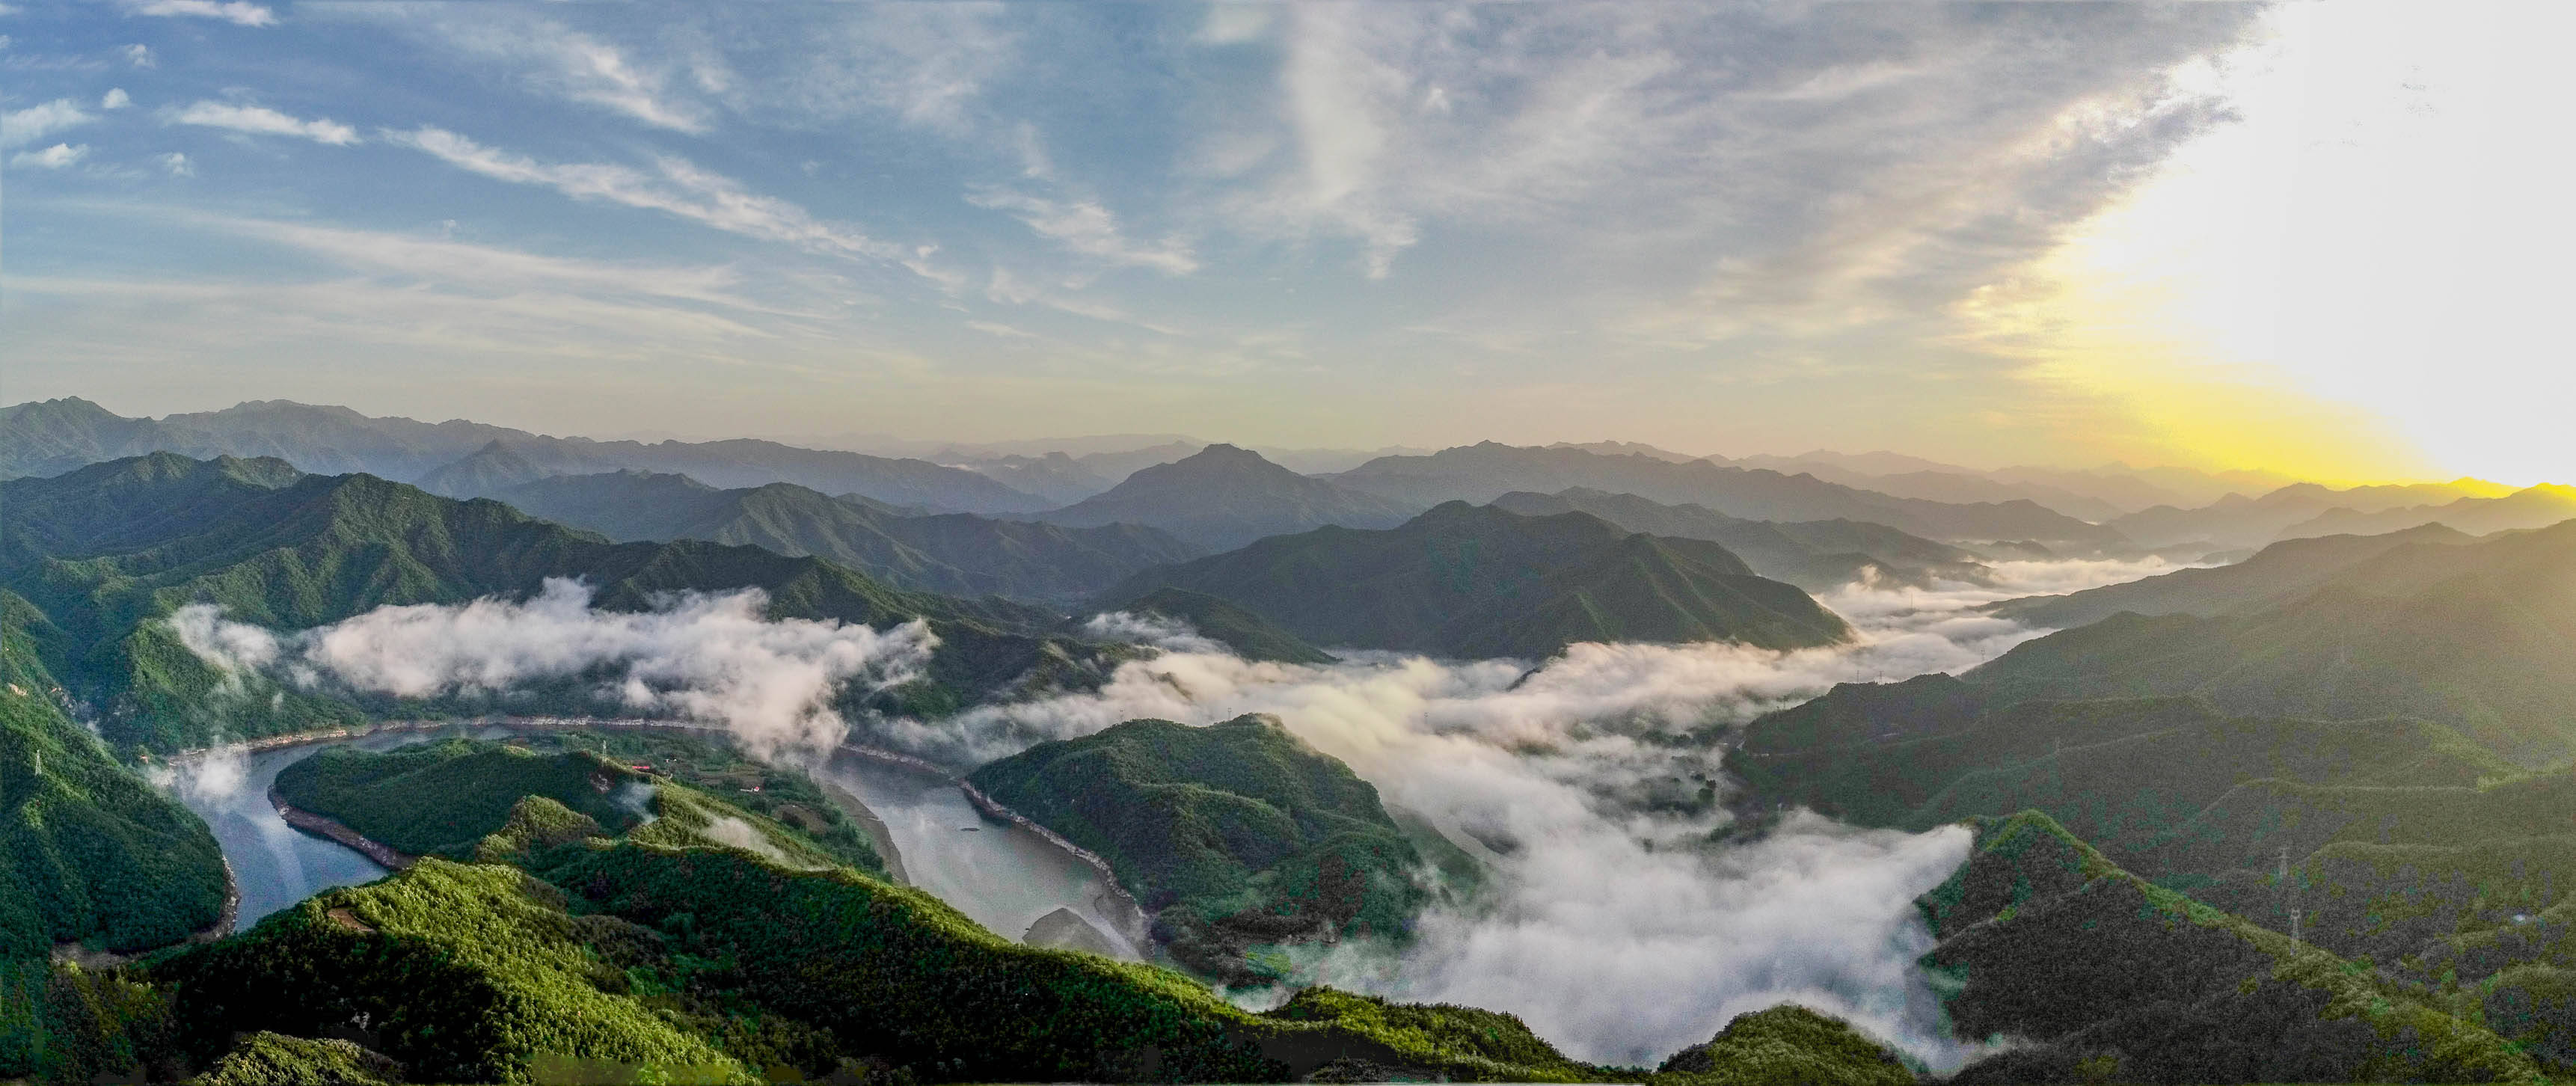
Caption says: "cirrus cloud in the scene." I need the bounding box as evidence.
[166,100,360,144]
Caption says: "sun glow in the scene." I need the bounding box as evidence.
[1967,1,2574,486]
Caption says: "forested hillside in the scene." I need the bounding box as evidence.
[968,714,1432,980]
[1103,502,1851,659]
[0,454,1140,753]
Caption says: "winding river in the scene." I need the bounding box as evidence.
[172,723,1142,957]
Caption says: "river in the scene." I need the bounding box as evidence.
[171,723,1142,957]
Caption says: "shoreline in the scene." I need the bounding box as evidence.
[157,715,1156,946]
[268,786,417,872]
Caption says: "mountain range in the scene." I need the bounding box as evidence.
[487,469,1200,604]
[2106,477,2521,550]
[1327,443,2129,548]
[0,453,1129,753]
[0,399,1051,515]
[1491,488,1990,591]
[1037,444,1421,551]
[2273,483,2576,542]
[1100,501,1852,660]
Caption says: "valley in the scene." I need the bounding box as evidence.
[1,411,2568,1085]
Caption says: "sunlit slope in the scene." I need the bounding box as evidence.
[0,453,1135,752]
[1977,518,2576,762]
[1103,502,1850,659]
[121,817,1609,1083]
[967,714,1430,981]
[494,468,1199,604]
[1928,812,2537,1084]
[1822,519,2576,764]
[1988,521,2474,628]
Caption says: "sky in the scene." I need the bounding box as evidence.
[1,1,2566,485]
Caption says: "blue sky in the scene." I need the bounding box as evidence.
[2,1,2563,482]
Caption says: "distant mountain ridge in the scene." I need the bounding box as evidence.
[1329,442,2128,548]
[2273,484,2576,542]
[1100,501,1851,660]
[1491,488,1990,591]
[0,398,1050,515]
[2107,477,2522,549]
[492,469,1199,604]
[1038,444,1420,551]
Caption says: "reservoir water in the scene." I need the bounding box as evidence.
[813,752,1144,958]
[174,724,1141,958]
[173,728,473,927]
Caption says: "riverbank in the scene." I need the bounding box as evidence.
[155,715,1158,953]
[269,787,416,871]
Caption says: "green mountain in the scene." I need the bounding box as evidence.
[0,397,1050,514]
[1328,443,2128,548]
[1651,1006,1914,1086]
[0,595,228,962]
[1102,502,1851,660]
[1114,587,1337,665]
[1971,518,2576,763]
[1,591,233,1079]
[1928,812,2536,1085]
[1491,488,1989,592]
[1774,518,2576,770]
[272,734,887,875]
[1988,521,2475,629]
[966,714,1429,981]
[1734,693,2509,861]
[489,468,1200,604]
[22,761,1615,1085]
[1038,444,1422,551]
[0,453,1131,753]
[272,741,652,858]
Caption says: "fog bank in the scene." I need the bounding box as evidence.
[860,558,2175,1067]
[168,577,936,760]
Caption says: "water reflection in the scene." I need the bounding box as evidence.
[173,728,481,928]
[813,753,1141,958]
[177,725,1141,958]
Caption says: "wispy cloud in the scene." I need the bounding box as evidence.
[196,213,770,310]
[118,0,275,28]
[2,98,94,149]
[122,43,154,67]
[101,88,131,109]
[967,188,1199,275]
[156,150,191,176]
[353,8,714,133]
[166,101,360,144]
[384,126,914,268]
[10,141,87,168]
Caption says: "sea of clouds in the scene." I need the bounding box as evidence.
[164,556,2189,1067]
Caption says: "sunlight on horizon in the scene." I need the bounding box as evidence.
[1982,0,2572,488]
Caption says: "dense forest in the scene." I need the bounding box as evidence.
[968,714,1439,980]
